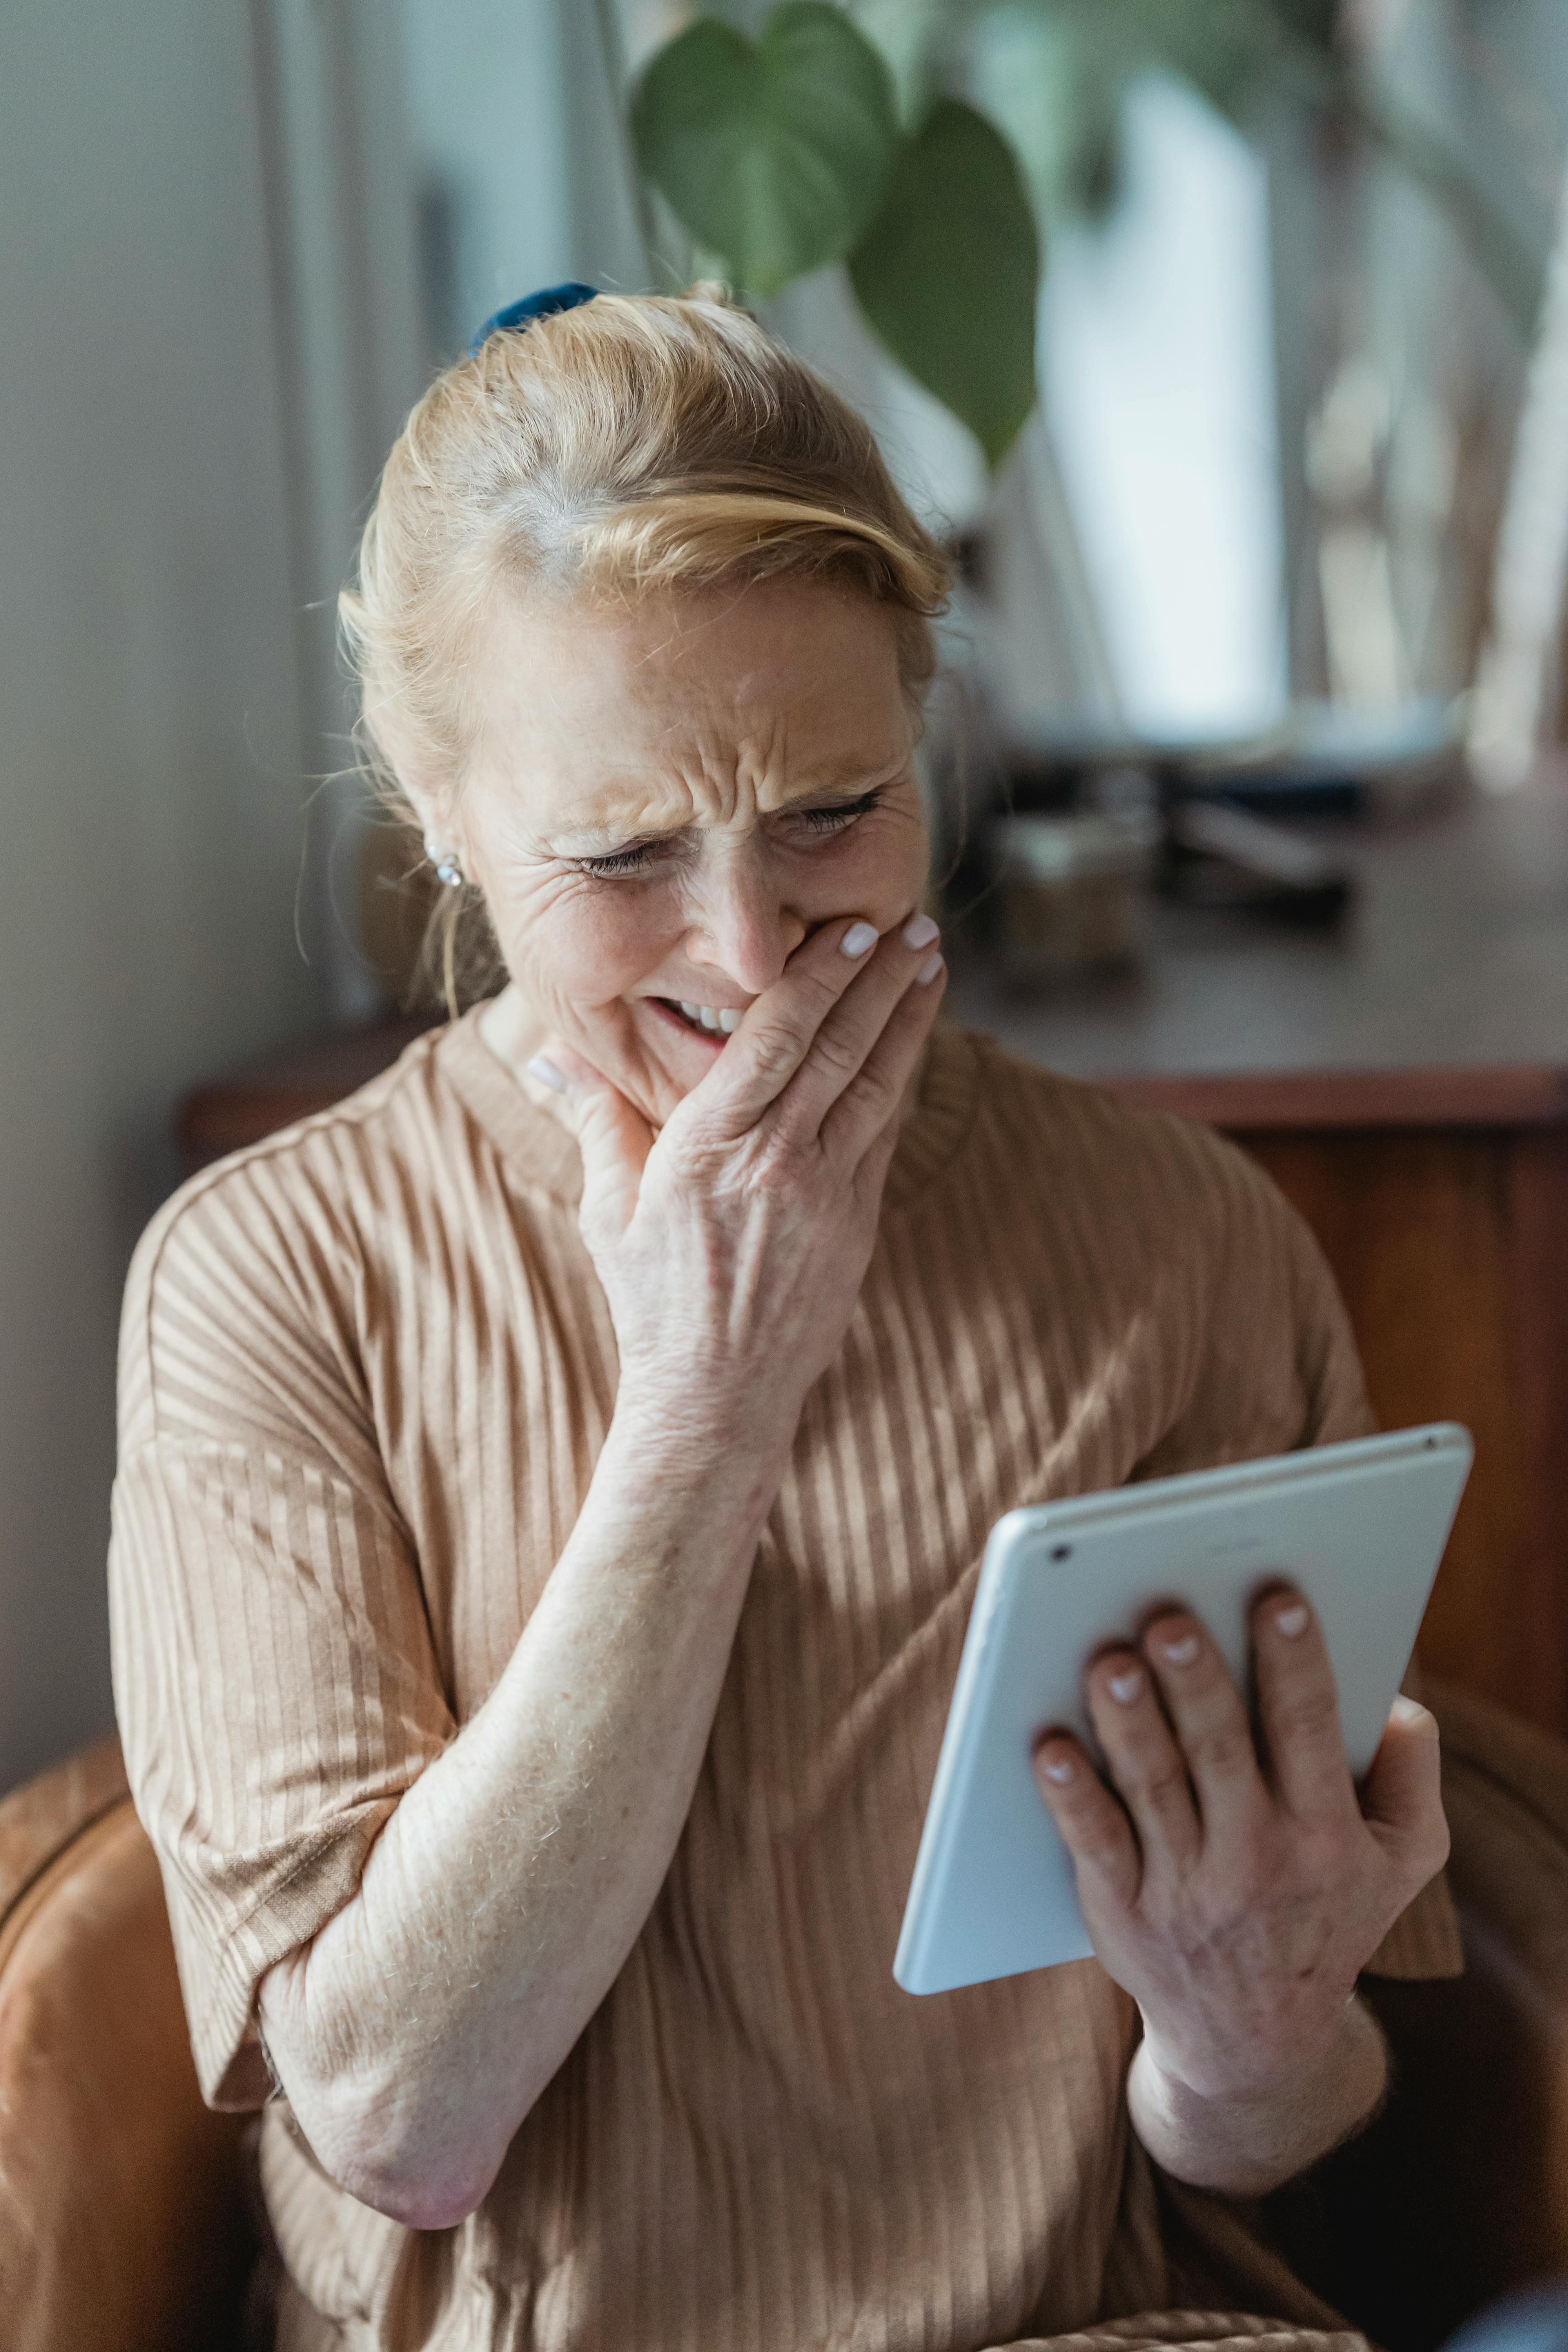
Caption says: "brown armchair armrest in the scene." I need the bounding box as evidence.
[1272,1677,1568,2352]
[0,1731,130,1925]
[0,1738,257,2352]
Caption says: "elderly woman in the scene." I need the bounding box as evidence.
[110,288,1457,2352]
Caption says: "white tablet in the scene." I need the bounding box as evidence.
[894,1423,1472,1996]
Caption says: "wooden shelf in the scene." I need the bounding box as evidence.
[177,1013,440,1172]
[1105,1063,1568,1131]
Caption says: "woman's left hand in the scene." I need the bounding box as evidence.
[1031,1585,1450,2191]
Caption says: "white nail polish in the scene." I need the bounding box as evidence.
[902,912,940,951]
[917,952,944,985]
[1275,1603,1310,1639]
[1108,1667,1143,1704]
[841,920,879,958]
[1042,1757,1075,1784]
[525,1057,566,1093]
[1160,1634,1201,1666]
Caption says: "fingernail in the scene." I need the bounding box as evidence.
[1275,1602,1310,1639]
[1107,1666,1143,1704]
[841,920,878,958]
[918,952,944,985]
[1159,1633,1202,1667]
[525,1057,567,1093]
[1041,1756,1075,1784]
[902,912,940,951]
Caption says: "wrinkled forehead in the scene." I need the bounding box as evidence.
[461,577,915,846]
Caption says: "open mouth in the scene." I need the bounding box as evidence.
[656,998,745,1039]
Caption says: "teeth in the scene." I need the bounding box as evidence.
[675,1000,742,1035]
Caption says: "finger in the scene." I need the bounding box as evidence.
[767,912,942,1145]
[1139,1611,1263,1844]
[530,1042,653,1246]
[821,943,946,1173]
[844,1088,903,1210]
[1360,1696,1450,1886]
[1085,1648,1201,1871]
[1252,1586,1357,1825]
[1032,1733,1142,1911]
[691,914,889,1134]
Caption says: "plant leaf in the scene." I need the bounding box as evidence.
[848,0,952,129]
[848,97,1041,466]
[967,4,1131,226]
[630,4,900,296]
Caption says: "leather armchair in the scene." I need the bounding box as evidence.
[0,1738,254,2352]
[2,1682,1565,2352]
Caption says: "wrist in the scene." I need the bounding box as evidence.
[1129,2001,1387,2196]
[598,1387,793,1541]
[611,1348,807,1465]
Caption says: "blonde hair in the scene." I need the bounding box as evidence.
[339,285,952,1007]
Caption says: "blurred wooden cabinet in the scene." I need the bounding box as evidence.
[1112,1067,1568,1736]
[183,1038,1568,1738]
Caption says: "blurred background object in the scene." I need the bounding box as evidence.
[1443,2283,1568,2352]
[1468,163,1568,790]
[0,0,411,1789]
[987,806,1160,981]
[4,0,1568,1791]
[607,0,1568,991]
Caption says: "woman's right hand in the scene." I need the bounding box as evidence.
[534,913,945,1466]
[261,914,946,2231]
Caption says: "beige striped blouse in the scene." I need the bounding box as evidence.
[108,1014,1458,2352]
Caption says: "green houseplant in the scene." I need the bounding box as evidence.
[611,0,1548,471]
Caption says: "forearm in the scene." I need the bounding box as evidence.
[260,1402,784,2227]
[1127,1996,1388,2197]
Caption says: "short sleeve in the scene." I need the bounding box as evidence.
[108,1160,456,2109]
[1276,1203,1377,1448]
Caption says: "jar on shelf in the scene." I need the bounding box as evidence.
[986,809,1160,984]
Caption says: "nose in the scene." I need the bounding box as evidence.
[684,846,806,996]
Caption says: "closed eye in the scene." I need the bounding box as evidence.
[787,789,885,837]
[573,789,886,880]
[576,841,659,879]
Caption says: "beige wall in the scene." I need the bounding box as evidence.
[0,5,328,1787]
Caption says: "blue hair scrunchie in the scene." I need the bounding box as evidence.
[468,281,598,354]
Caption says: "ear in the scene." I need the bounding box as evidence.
[363,692,460,855]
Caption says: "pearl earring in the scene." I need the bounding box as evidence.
[423,831,466,889]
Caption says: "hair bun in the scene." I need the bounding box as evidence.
[468,281,597,355]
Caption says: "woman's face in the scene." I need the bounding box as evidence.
[441,576,931,1128]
